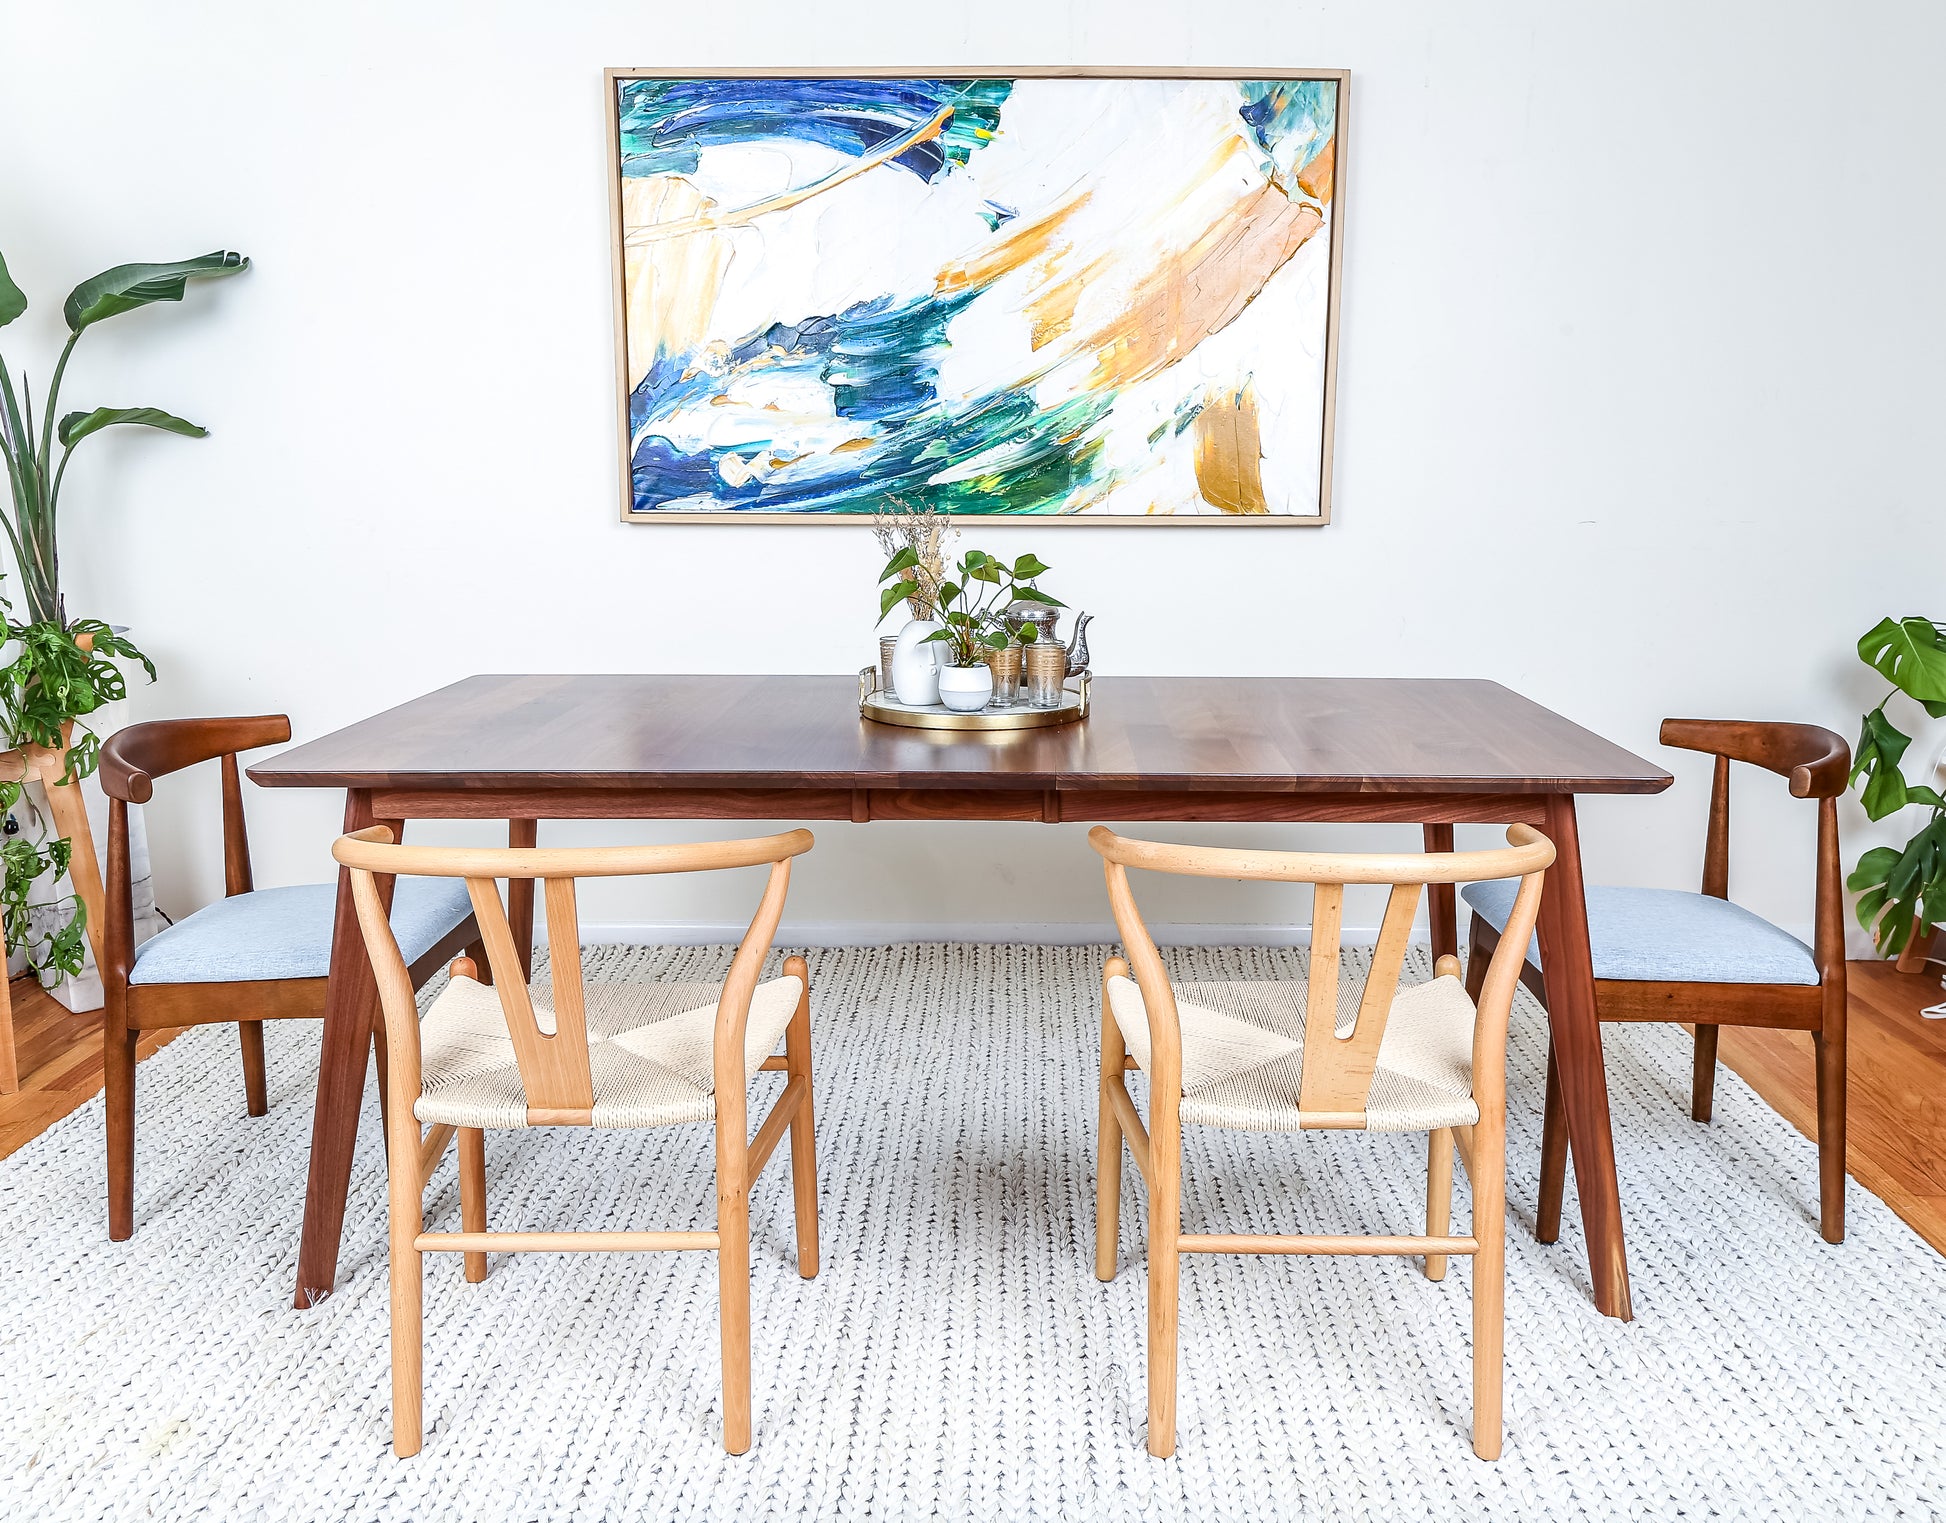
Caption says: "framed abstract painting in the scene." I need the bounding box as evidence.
[606,67,1347,524]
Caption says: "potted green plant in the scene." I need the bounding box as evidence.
[1846,614,1946,961]
[0,245,248,981]
[879,546,1061,712]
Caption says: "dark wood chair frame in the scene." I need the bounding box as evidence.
[1465,718,1851,1243]
[99,715,482,1241]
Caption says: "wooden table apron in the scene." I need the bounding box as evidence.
[251,675,1669,1322]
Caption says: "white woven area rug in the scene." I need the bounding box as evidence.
[4,944,1945,1522]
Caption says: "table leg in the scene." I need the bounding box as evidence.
[1533,795,1632,1321]
[1423,823,1457,961]
[292,791,399,1308]
[506,819,537,979]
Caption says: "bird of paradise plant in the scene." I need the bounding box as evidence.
[0,245,247,977]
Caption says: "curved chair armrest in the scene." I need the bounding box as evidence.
[1658,719,1850,799]
[101,715,293,803]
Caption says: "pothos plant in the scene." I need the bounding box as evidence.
[0,245,247,978]
[878,546,1062,666]
[1846,615,1946,958]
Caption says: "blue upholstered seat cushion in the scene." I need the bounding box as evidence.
[130,879,473,986]
[1459,882,1818,987]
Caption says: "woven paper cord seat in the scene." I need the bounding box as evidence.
[1107,973,1481,1133]
[415,974,803,1130]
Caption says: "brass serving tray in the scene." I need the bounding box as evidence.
[857,667,1090,731]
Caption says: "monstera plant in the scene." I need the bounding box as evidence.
[1847,616,1946,958]
[0,246,248,977]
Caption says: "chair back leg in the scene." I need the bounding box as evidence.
[1096,957,1129,1283]
[1815,1027,1847,1243]
[239,1021,269,1116]
[1690,1025,1719,1123]
[458,1128,488,1282]
[783,955,820,1279]
[1425,1129,1455,1281]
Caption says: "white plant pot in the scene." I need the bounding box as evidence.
[937,664,995,713]
[890,618,943,705]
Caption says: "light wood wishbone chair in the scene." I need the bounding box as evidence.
[333,825,820,1458]
[1091,824,1554,1460]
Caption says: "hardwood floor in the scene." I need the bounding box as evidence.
[1,960,1942,1255]
[0,978,182,1161]
[1717,959,1946,1254]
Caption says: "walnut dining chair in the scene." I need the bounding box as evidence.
[1091,823,1554,1461]
[99,716,480,1240]
[333,824,820,1458]
[1461,719,1851,1242]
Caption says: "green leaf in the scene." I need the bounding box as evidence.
[1846,846,1902,894]
[0,250,24,328]
[980,630,1008,650]
[57,406,207,449]
[1909,784,1946,810]
[1010,553,1049,579]
[878,579,919,622]
[1850,818,1946,956]
[1858,616,1946,706]
[878,545,919,582]
[63,250,249,333]
[1853,705,1913,820]
[1006,586,1066,608]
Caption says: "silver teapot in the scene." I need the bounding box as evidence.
[1002,601,1092,677]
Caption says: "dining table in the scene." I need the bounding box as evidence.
[249,673,1672,1320]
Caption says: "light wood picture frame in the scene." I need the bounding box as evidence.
[606,66,1349,525]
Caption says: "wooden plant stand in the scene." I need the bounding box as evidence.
[0,727,109,1094]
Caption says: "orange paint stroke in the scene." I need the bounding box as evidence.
[1192,382,1269,514]
[935,188,1094,298]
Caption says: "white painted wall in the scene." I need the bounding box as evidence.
[2,1,1939,948]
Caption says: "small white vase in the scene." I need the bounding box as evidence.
[937,663,995,713]
[890,618,942,705]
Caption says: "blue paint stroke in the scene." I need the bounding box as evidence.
[1237,79,1336,193]
[618,77,1011,184]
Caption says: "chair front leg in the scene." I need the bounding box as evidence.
[783,954,819,1279]
[386,1100,426,1456]
[717,1137,753,1455]
[1146,1104,1181,1459]
[1097,957,1129,1283]
[1535,1045,1568,1244]
[1469,1111,1507,1461]
[104,1000,139,1242]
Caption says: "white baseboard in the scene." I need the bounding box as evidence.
[557,915,1823,954]
[576,920,1387,948]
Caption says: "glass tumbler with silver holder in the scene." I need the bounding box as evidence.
[1023,641,1067,708]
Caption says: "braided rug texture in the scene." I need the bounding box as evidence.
[2,942,1943,1522]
